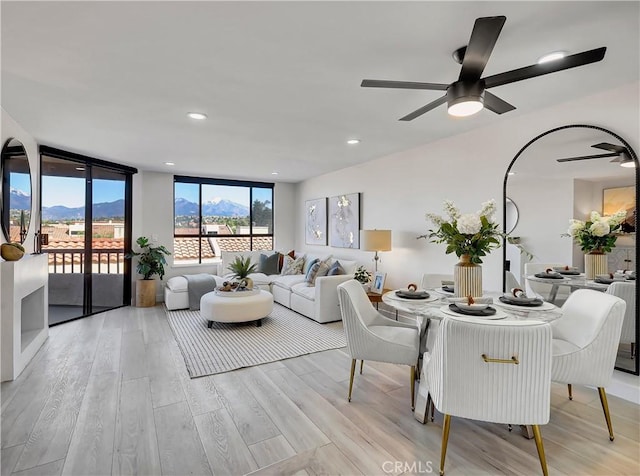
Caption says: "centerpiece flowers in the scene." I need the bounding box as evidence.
[567,210,627,253]
[566,209,626,279]
[422,199,501,297]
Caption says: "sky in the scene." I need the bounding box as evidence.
[10,172,30,194]
[41,176,125,207]
[176,183,272,205]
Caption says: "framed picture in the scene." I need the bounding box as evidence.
[305,197,327,245]
[371,272,386,295]
[329,192,360,248]
[603,186,636,232]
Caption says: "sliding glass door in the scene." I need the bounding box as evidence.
[40,148,135,325]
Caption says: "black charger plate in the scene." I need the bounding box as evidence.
[442,286,455,293]
[499,296,544,307]
[396,290,430,299]
[534,273,564,279]
[449,304,496,316]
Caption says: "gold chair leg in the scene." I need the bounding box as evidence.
[568,384,573,400]
[597,387,615,441]
[532,425,549,476]
[440,414,451,475]
[360,360,364,374]
[348,359,356,402]
[410,366,416,410]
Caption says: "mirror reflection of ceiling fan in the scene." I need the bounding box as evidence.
[361,15,606,120]
[556,142,636,167]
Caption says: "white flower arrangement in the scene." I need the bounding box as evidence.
[566,209,627,253]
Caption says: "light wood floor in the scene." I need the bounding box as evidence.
[1,305,639,476]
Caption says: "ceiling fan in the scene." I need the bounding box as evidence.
[556,142,635,167]
[361,15,606,120]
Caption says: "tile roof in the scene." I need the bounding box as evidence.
[215,236,273,252]
[173,238,215,260]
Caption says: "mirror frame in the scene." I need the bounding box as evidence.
[1,137,32,244]
[502,124,639,376]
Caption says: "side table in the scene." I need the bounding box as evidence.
[367,288,396,318]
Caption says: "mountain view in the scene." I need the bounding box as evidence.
[12,188,251,221]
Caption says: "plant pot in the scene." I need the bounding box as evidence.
[136,279,157,307]
[454,254,482,298]
[585,252,608,279]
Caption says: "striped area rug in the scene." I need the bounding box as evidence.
[166,303,346,378]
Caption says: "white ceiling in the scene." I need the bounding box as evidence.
[2,1,638,182]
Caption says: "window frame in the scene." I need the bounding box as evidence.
[173,175,274,264]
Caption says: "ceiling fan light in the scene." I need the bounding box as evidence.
[537,51,567,64]
[447,80,485,117]
[620,159,636,168]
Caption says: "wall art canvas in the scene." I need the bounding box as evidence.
[305,197,328,245]
[603,186,636,232]
[329,193,360,248]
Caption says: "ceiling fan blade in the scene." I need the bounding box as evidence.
[483,91,516,114]
[459,16,506,81]
[556,152,619,163]
[483,47,606,89]
[399,95,447,121]
[361,79,448,91]
[592,142,627,154]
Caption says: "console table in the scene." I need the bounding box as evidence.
[1,253,49,381]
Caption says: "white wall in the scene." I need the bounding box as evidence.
[132,170,296,300]
[294,81,640,292]
[1,108,40,253]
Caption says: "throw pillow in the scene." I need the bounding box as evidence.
[327,260,345,276]
[303,258,319,276]
[258,253,280,275]
[278,250,295,272]
[305,261,331,286]
[281,255,305,275]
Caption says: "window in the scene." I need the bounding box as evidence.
[173,176,274,265]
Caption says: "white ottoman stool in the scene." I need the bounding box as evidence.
[200,290,274,328]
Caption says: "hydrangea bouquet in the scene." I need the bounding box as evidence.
[422,199,501,264]
[567,210,627,253]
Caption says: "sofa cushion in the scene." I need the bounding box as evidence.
[281,255,305,275]
[278,250,295,272]
[305,260,331,286]
[303,257,319,276]
[258,252,280,275]
[166,276,189,292]
[327,260,345,276]
[336,259,357,274]
[272,274,306,290]
[291,282,315,301]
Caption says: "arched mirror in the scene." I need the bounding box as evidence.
[503,125,639,375]
[1,138,32,243]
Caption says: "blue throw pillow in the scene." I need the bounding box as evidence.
[327,260,345,276]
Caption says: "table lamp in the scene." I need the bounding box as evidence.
[361,229,392,272]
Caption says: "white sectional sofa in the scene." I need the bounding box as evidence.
[165,250,356,323]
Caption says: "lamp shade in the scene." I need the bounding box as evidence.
[361,229,392,252]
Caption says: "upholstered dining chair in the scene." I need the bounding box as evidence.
[337,279,420,409]
[550,289,626,441]
[423,315,552,476]
[421,273,454,290]
[505,270,521,291]
[606,281,636,359]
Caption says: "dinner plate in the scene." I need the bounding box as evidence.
[534,273,565,280]
[441,285,455,293]
[388,292,439,303]
[499,296,544,307]
[555,270,581,275]
[493,300,557,312]
[454,302,490,311]
[440,304,507,320]
[395,289,430,299]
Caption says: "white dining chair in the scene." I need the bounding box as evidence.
[606,281,636,359]
[421,273,454,290]
[551,289,626,440]
[337,279,420,409]
[422,315,552,476]
[505,270,521,291]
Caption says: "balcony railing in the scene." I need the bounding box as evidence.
[45,248,125,274]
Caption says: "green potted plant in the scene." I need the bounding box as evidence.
[227,255,258,289]
[354,265,372,290]
[126,236,171,307]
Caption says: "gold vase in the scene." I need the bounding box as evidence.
[454,254,483,298]
[585,252,608,279]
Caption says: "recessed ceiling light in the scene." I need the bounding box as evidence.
[165,162,175,166]
[187,112,207,120]
[537,51,566,64]
[347,139,361,145]
[271,172,279,175]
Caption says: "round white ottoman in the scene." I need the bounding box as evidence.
[200,290,274,328]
